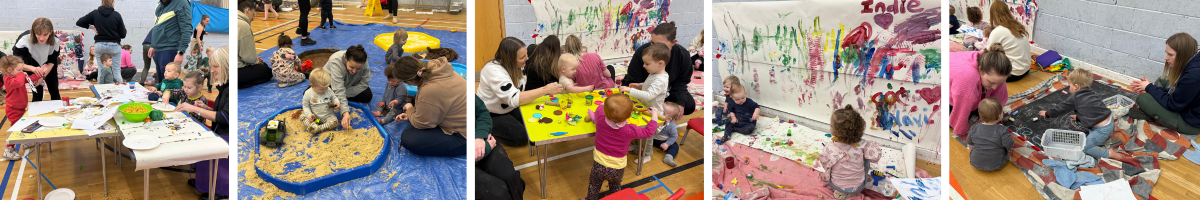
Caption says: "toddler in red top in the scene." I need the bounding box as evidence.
[1,56,47,161]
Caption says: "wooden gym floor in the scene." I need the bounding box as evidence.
[949,71,1200,200]
[0,85,220,199]
[250,5,467,54]
[502,110,706,200]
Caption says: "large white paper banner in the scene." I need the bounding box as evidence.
[530,0,671,59]
[715,0,943,150]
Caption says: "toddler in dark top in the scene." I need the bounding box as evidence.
[968,97,1013,171]
[722,80,759,141]
[1038,69,1123,160]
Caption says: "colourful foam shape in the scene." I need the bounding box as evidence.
[374,32,441,53]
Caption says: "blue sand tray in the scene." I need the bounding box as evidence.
[254,20,468,96]
[253,103,391,195]
[240,21,466,198]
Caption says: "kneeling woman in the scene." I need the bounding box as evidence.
[390,56,467,157]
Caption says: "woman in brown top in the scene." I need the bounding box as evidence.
[390,56,467,157]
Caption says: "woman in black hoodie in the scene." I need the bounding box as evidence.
[77,0,128,83]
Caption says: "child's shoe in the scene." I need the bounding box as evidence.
[663,155,678,167]
[635,156,652,164]
[2,146,21,161]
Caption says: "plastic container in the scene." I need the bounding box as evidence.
[1104,95,1135,118]
[1041,129,1086,161]
[118,103,153,122]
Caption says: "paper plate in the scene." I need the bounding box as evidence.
[44,188,75,200]
[151,103,176,111]
[70,97,98,105]
[123,135,161,150]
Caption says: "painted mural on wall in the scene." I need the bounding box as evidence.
[715,0,943,150]
[530,0,671,59]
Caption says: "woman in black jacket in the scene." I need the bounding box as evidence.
[13,18,61,101]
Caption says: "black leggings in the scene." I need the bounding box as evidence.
[319,0,334,26]
[399,124,466,157]
[474,146,525,200]
[386,0,398,15]
[665,88,696,115]
[346,87,373,104]
[1006,71,1028,82]
[296,0,311,37]
[238,63,273,89]
[140,44,155,83]
[490,109,529,147]
[28,66,60,101]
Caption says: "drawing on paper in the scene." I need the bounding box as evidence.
[715,0,943,150]
[529,0,671,58]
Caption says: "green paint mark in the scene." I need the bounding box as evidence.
[839,47,859,65]
[887,83,893,89]
[778,12,793,19]
[920,49,942,73]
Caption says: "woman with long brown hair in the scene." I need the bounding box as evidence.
[987,0,1032,82]
[12,18,59,101]
[1130,33,1200,135]
[388,56,467,157]
[477,37,562,146]
[948,44,1012,137]
[523,35,563,91]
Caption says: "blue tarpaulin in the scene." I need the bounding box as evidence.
[237,21,466,199]
[192,1,229,33]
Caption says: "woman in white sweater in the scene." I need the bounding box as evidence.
[477,37,563,146]
[987,1,1032,82]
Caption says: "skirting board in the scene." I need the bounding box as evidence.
[718,96,942,164]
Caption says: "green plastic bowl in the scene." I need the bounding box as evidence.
[118,103,154,122]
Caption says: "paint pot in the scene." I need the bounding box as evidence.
[585,95,594,105]
[724,157,735,169]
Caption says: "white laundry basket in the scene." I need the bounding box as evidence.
[1041,129,1087,162]
[1104,95,1135,118]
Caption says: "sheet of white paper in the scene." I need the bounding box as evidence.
[70,107,117,130]
[24,100,64,116]
[889,177,941,200]
[1080,179,1138,200]
[83,124,117,136]
[6,117,68,132]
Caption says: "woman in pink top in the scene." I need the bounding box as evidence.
[562,35,616,89]
[119,45,137,81]
[949,44,1013,137]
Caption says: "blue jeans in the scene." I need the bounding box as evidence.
[1084,120,1116,158]
[94,42,123,83]
[152,50,179,84]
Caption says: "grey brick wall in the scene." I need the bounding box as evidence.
[1032,0,1200,79]
[0,0,229,73]
[502,0,702,59]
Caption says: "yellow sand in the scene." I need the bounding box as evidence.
[241,110,385,199]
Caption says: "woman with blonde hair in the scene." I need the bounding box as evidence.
[173,46,230,198]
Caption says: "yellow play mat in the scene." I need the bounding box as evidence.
[373,32,441,53]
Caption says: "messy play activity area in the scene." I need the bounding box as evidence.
[712,0,944,199]
[476,0,707,199]
[237,1,467,199]
[948,0,1200,199]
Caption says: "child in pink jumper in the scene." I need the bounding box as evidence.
[585,93,658,200]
